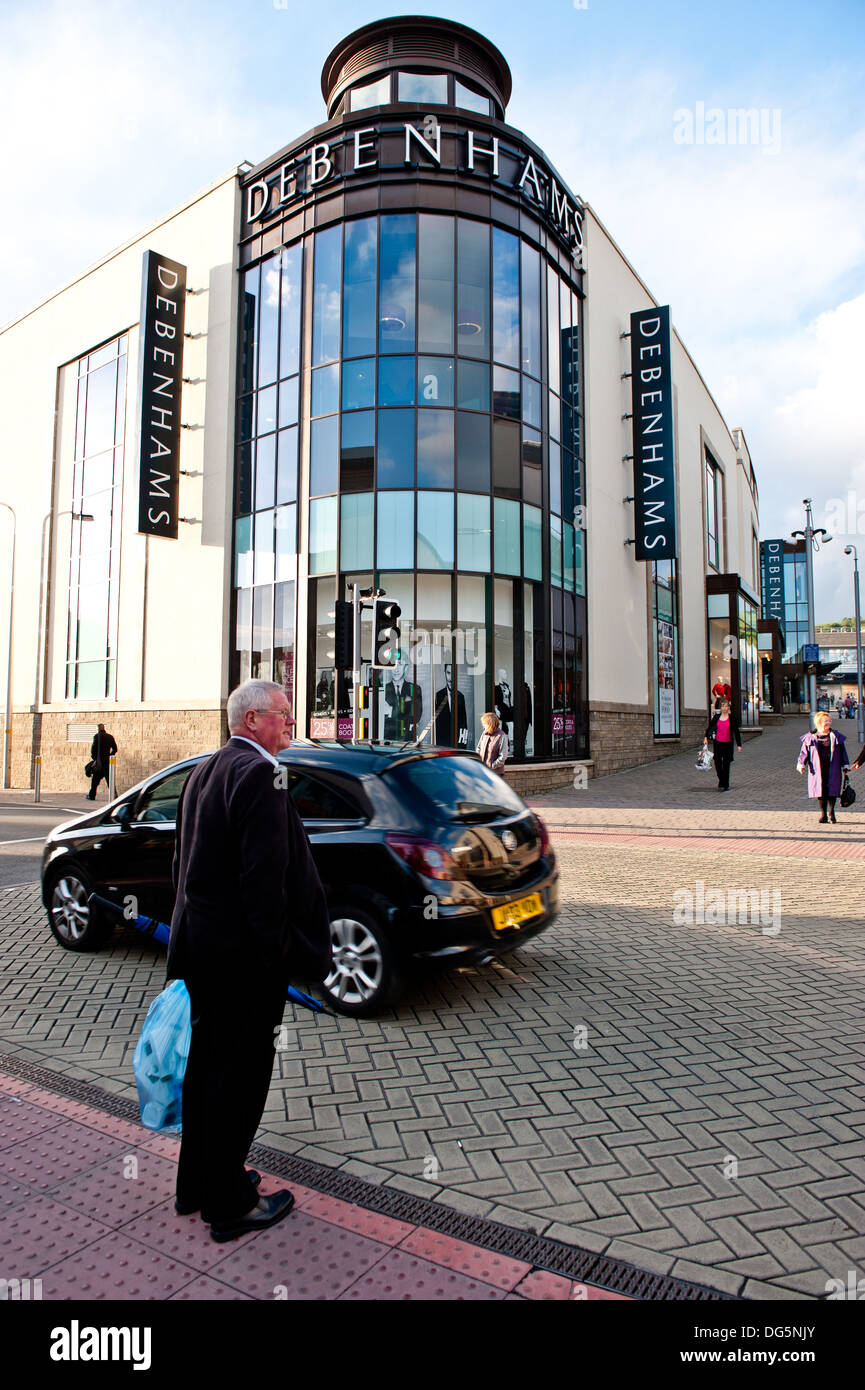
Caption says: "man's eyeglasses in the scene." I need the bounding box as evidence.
[258,707,296,725]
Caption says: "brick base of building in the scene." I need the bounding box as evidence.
[590,706,726,778]
[8,710,228,795]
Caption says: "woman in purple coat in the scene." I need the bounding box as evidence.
[797,711,850,823]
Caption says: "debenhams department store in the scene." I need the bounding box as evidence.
[0,16,763,794]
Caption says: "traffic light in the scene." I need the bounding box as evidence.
[373,598,402,669]
[333,600,353,669]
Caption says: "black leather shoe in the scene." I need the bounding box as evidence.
[818,815,828,823]
[175,1169,261,1216]
[209,1189,295,1242]
[829,813,837,823]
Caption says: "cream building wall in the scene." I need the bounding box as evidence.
[582,206,758,774]
[0,171,242,791]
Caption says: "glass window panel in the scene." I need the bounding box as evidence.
[81,489,112,553]
[238,393,254,442]
[258,259,280,386]
[239,265,259,395]
[521,242,541,378]
[493,579,516,742]
[312,224,342,366]
[310,415,339,497]
[417,409,454,489]
[398,71,448,102]
[276,427,298,505]
[311,363,339,417]
[343,218,378,359]
[492,228,520,368]
[562,451,575,523]
[523,505,543,581]
[340,492,374,571]
[87,340,118,372]
[75,584,109,662]
[550,440,562,515]
[114,354,126,444]
[279,244,302,379]
[256,385,277,436]
[377,409,415,487]
[452,575,487,753]
[255,433,276,512]
[275,504,297,580]
[379,215,416,353]
[342,358,376,411]
[377,492,414,568]
[548,390,561,442]
[522,427,542,505]
[349,74,391,111]
[493,419,520,499]
[378,356,415,406]
[564,520,575,590]
[252,584,273,680]
[458,493,491,572]
[457,219,490,358]
[75,378,87,459]
[83,363,117,457]
[236,441,252,515]
[455,79,491,115]
[82,451,114,497]
[551,515,563,587]
[273,579,296,706]
[78,550,108,590]
[413,574,452,748]
[522,375,541,429]
[254,508,275,585]
[457,359,490,410]
[340,410,375,492]
[279,375,299,427]
[417,492,454,569]
[309,496,337,574]
[235,587,252,686]
[493,365,520,419]
[418,215,454,354]
[417,356,454,406]
[548,265,561,393]
[313,580,336,718]
[457,411,490,492]
[494,499,521,576]
[75,660,108,701]
[575,526,586,596]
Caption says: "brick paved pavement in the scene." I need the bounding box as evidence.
[1,718,863,1299]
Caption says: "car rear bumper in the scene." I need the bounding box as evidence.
[397,870,560,963]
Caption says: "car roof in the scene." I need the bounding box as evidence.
[140,741,479,789]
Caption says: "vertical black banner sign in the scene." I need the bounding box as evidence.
[138,251,186,538]
[761,540,786,645]
[630,305,677,560]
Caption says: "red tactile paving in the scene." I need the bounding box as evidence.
[338,1247,506,1300]
[397,1227,531,1291]
[0,1073,632,1301]
[547,827,865,859]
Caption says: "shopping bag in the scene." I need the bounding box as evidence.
[840,774,856,808]
[695,746,713,771]
[132,979,191,1133]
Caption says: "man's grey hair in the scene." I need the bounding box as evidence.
[227,679,283,732]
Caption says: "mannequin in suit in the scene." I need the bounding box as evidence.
[434,662,468,747]
[494,669,514,738]
[384,658,421,741]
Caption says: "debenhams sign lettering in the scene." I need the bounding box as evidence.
[244,121,584,264]
[137,251,186,539]
[630,305,677,561]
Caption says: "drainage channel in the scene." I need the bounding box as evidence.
[0,1051,739,1301]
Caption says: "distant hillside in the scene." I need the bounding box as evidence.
[816,620,865,632]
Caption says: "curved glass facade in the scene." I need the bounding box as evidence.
[233,84,588,760]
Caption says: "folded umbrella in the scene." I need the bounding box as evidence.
[88,893,328,1013]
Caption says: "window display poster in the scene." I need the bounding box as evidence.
[657,618,677,734]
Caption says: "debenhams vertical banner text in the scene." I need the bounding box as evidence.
[138,251,186,539]
[630,305,677,561]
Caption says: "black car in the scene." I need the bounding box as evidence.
[41,742,559,1015]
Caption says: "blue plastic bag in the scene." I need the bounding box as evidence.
[132,979,191,1133]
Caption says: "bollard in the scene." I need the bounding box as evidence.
[108,753,116,801]
[34,754,41,804]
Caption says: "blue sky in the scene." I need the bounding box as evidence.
[1,0,863,620]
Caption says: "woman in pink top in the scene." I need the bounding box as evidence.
[704,699,743,791]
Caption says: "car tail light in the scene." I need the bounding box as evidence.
[386,833,466,881]
[534,814,554,861]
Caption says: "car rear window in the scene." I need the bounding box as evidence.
[384,756,526,824]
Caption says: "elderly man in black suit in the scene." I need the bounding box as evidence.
[167,679,332,1241]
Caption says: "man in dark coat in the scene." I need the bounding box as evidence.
[87,724,117,800]
[434,663,468,747]
[167,679,332,1241]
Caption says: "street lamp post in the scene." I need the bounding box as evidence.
[792,498,831,719]
[0,503,15,789]
[844,544,864,746]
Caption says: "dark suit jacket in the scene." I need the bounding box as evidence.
[434,688,467,746]
[90,730,117,772]
[166,739,332,987]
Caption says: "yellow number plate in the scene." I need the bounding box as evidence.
[492,893,543,931]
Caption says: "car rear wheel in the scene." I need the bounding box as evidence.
[320,906,403,1017]
[46,865,112,951]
